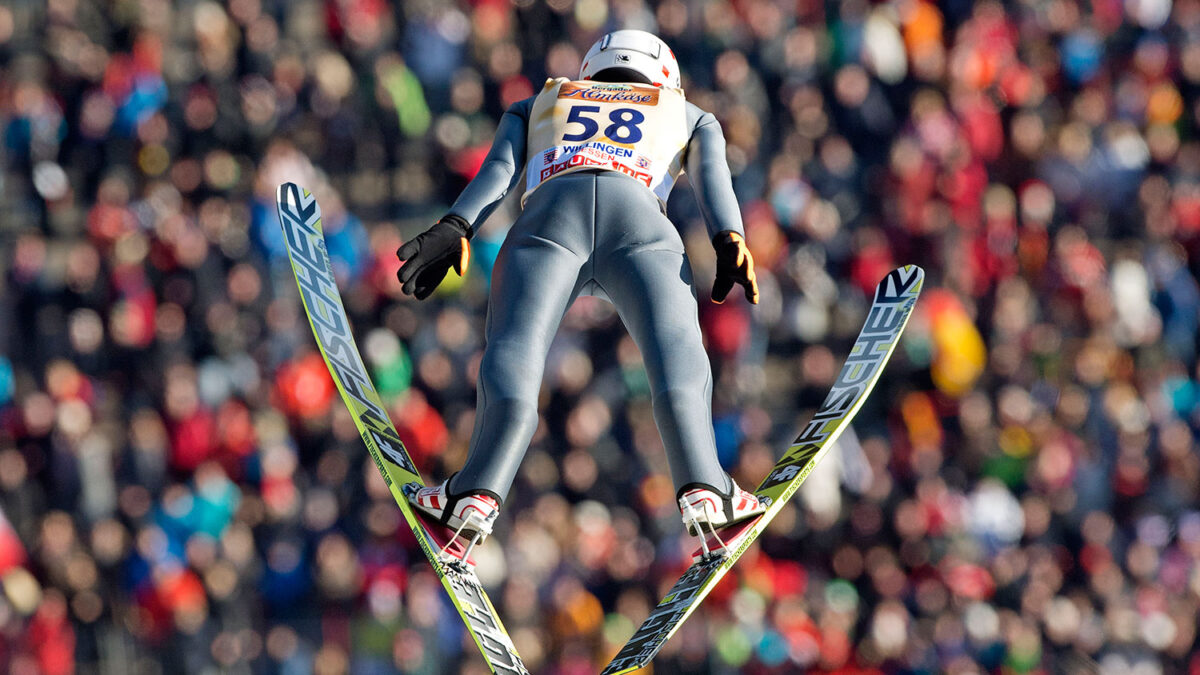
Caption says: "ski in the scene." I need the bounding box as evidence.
[602,265,924,675]
[275,183,528,675]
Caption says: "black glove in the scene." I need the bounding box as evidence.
[396,215,472,300]
[711,231,759,304]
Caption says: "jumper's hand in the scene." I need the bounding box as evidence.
[396,215,472,300]
[711,231,759,304]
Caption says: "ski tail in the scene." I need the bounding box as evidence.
[601,265,924,675]
[275,183,528,675]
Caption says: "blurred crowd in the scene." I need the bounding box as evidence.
[3,0,1200,673]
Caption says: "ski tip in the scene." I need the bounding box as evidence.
[275,181,307,205]
[275,182,324,235]
[876,265,925,301]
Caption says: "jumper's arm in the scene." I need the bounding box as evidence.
[446,98,533,230]
[685,104,745,241]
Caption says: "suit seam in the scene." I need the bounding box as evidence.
[590,172,598,282]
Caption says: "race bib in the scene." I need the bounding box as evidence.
[524,78,689,204]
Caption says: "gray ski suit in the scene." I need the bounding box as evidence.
[443,86,747,503]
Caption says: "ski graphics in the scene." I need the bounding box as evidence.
[602,266,924,675]
[275,183,528,675]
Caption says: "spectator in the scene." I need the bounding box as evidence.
[1,0,1199,672]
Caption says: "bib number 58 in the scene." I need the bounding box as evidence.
[562,105,644,143]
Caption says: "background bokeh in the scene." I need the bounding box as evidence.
[2,0,1200,673]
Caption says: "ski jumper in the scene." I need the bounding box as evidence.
[445,78,746,501]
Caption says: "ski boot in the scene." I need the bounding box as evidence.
[679,480,768,561]
[404,477,500,567]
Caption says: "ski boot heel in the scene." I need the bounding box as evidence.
[678,480,768,537]
[404,480,500,567]
[679,480,769,561]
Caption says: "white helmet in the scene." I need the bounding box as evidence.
[580,30,681,89]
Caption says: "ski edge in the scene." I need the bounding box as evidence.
[601,265,924,675]
[274,183,529,675]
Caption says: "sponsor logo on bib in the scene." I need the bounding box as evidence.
[558,82,659,105]
[537,142,653,187]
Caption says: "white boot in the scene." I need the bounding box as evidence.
[678,479,767,536]
[405,477,500,539]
